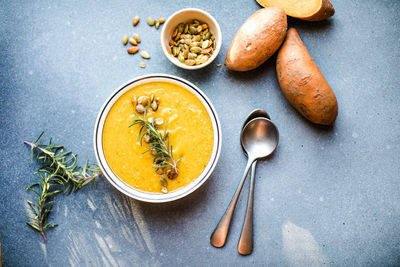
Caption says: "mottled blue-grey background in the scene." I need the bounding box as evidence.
[1,0,399,266]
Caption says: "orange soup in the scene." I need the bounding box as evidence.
[102,81,214,193]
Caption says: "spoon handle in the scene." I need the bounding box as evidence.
[237,160,257,255]
[210,158,254,248]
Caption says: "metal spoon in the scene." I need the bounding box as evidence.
[237,110,271,255]
[210,117,279,251]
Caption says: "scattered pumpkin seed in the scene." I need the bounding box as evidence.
[140,50,150,59]
[147,16,155,26]
[122,35,129,46]
[139,61,146,68]
[133,33,141,43]
[159,18,165,24]
[155,20,160,29]
[127,46,139,54]
[129,37,137,45]
[217,63,222,67]
[133,16,140,26]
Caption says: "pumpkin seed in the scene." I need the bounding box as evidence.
[159,18,165,24]
[140,51,150,59]
[201,24,208,30]
[217,63,222,67]
[196,25,202,33]
[147,17,155,26]
[131,95,137,107]
[129,37,137,45]
[188,52,197,59]
[136,104,146,114]
[143,134,150,143]
[203,32,211,40]
[184,38,192,45]
[137,96,150,106]
[155,20,160,29]
[178,23,185,33]
[202,40,210,49]
[122,34,128,45]
[161,186,168,194]
[127,46,139,54]
[184,24,188,33]
[151,101,158,111]
[155,118,164,125]
[190,47,202,53]
[190,41,200,48]
[195,57,202,65]
[189,26,197,34]
[199,55,208,64]
[178,53,185,63]
[133,16,140,26]
[193,35,201,42]
[133,33,141,43]
[185,59,195,66]
[169,39,175,46]
[172,46,180,57]
[213,40,216,50]
[172,28,178,38]
[182,49,189,59]
[139,61,146,68]
[202,47,212,54]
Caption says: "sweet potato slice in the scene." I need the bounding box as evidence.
[276,28,338,125]
[256,0,334,21]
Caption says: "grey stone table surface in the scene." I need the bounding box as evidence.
[1,0,399,266]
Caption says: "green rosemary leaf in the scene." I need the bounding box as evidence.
[24,132,102,242]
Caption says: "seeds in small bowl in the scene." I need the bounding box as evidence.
[169,20,216,67]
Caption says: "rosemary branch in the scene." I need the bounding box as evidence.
[129,112,181,181]
[24,132,102,242]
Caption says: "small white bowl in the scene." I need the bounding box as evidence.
[160,8,222,70]
[93,74,222,203]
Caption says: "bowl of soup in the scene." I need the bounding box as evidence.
[94,74,221,203]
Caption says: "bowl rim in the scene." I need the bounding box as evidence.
[160,8,222,70]
[93,73,222,203]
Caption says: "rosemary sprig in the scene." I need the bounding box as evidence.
[129,112,181,181]
[24,132,102,242]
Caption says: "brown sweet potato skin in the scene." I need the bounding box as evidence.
[301,0,335,21]
[276,28,338,125]
[224,7,287,71]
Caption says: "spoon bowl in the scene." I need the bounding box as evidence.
[241,118,279,160]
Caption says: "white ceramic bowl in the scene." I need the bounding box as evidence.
[160,8,222,70]
[93,74,222,203]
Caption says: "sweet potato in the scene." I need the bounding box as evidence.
[276,28,338,125]
[256,0,334,21]
[224,7,287,71]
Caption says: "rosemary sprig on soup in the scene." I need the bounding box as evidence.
[129,96,181,193]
